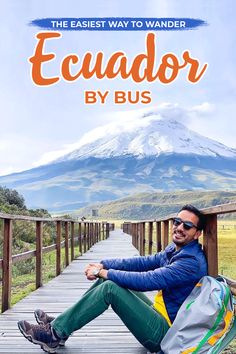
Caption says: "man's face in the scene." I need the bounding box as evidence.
[172,210,201,249]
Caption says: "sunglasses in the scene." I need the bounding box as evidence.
[173,217,198,231]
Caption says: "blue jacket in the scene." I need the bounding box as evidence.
[101,240,207,323]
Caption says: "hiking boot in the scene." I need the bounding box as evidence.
[34,309,68,346]
[18,320,60,353]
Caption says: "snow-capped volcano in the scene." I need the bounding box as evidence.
[1,105,236,212]
[55,108,236,163]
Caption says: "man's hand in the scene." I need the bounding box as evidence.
[85,263,104,280]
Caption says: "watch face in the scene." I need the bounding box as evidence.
[92,269,100,276]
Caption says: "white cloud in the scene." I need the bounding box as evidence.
[191,102,215,114]
[33,146,76,167]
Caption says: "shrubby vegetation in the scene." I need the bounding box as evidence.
[0,186,80,307]
[0,186,26,212]
[0,186,54,273]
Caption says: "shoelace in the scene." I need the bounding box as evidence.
[31,322,51,331]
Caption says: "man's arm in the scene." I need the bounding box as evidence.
[100,253,163,271]
[84,252,164,281]
[84,252,163,280]
[106,255,200,291]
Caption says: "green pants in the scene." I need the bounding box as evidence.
[52,279,169,352]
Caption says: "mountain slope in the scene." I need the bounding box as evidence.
[75,190,236,220]
[0,154,235,212]
[0,108,236,212]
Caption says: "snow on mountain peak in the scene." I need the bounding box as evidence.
[52,105,236,163]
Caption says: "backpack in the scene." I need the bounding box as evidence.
[160,276,234,354]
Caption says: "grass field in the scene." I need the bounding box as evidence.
[218,220,236,279]
[210,220,236,353]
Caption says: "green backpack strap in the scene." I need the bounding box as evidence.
[192,286,232,353]
[212,315,236,353]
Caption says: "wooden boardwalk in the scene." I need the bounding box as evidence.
[0,229,150,354]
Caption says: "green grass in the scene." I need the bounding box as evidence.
[218,221,236,353]
[218,220,236,279]
[7,244,82,306]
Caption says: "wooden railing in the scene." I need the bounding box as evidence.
[0,212,114,313]
[122,202,236,278]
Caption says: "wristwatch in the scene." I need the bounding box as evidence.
[92,268,101,278]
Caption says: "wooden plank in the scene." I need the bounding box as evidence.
[0,212,103,223]
[201,202,236,215]
[0,230,147,354]
[12,250,36,264]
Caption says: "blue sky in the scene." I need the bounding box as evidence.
[1,0,236,175]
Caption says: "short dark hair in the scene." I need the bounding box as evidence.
[178,204,206,231]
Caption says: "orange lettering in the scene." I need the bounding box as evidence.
[183,51,208,83]
[29,32,60,85]
[157,53,187,83]
[29,32,208,86]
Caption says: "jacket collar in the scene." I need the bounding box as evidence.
[166,239,199,256]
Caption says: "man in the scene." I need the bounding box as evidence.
[18,204,207,353]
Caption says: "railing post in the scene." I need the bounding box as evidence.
[2,218,13,312]
[135,223,138,249]
[83,222,87,253]
[203,214,218,277]
[98,223,101,241]
[131,223,136,247]
[56,221,61,276]
[95,223,97,243]
[106,223,109,239]
[92,222,94,245]
[148,221,153,255]
[87,223,91,249]
[163,220,169,248]
[71,221,75,261]
[132,223,135,248]
[137,223,140,253]
[36,220,43,289]
[95,223,98,243]
[92,223,95,245]
[140,222,145,256]
[156,221,162,252]
[78,222,82,255]
[65,221,69,267]
[89,223,92,247]
[87,222,90,248]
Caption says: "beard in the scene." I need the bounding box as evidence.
[172,230,187,247]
